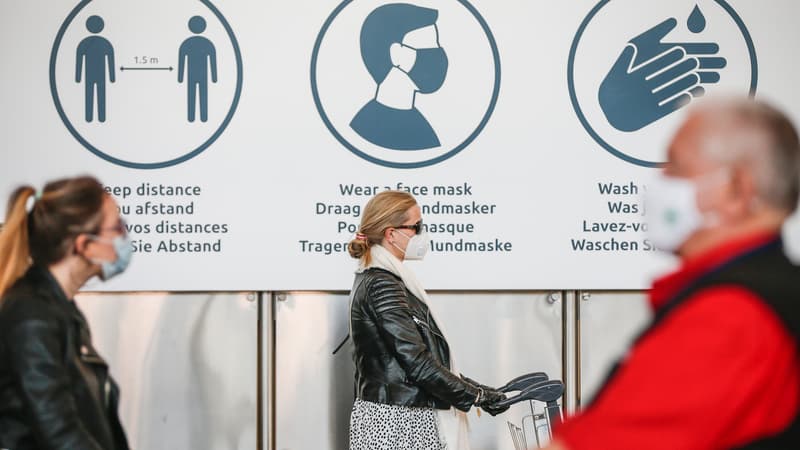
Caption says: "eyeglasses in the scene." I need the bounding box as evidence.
[98,219,127,236]
[394,219,423,235]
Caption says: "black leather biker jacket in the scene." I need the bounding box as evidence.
[349,268,479,411]
[0,266,129,450]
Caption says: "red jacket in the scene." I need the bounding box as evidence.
[557,232,800,450]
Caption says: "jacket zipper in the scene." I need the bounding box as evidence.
[104,378,111,409]
[412,315,444,339]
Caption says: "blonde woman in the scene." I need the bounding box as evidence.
[347,190,506,450]
[0,176,130,450]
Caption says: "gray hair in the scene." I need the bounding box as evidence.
[694,98,800,212]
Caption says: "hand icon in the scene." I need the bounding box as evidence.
[599,18,727,132]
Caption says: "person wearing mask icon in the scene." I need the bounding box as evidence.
[346,190,506,450]
[350,3,448,150]
[0,176,130,450]
[547,99,800,450]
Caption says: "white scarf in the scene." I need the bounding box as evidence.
[358,244,472,450]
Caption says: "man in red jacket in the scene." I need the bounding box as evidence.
[549,98,800,450]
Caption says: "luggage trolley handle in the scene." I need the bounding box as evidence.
[494,378,565,432]
[499,372,549,393]
[494,380,564,408]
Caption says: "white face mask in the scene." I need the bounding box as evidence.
[644,170,727,252]
[392,230,430,260]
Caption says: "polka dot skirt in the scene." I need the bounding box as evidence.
[349,398,446,449]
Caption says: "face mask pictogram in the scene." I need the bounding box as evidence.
[401,44,448,94]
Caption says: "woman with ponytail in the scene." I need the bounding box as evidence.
[0,176,130,450]
[346,190,507,450]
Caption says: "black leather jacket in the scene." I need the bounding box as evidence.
[349,268,479,411]
[0,266,129,450]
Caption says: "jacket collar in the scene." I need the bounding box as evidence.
[26,265,72,305]
[650,231,781,310]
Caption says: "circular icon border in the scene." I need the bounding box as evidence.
[567,0,758,168]
[310,0,501,169]
[49,0,243,170]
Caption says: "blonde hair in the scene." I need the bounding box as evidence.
[0,187,36,299]
[347,190,417,266]
[0,176,105,300]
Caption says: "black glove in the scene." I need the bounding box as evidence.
[461,374,510,416]
[481,397,510,416]
[477,388,510,416]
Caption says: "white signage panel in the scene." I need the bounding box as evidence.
[2,1,799,290]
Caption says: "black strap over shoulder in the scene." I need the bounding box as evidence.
[591,238,800,449]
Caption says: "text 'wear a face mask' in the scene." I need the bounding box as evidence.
[89,234,133,281]
[392,230,430,261]
[644,170,728,252]
[402,44,448,94]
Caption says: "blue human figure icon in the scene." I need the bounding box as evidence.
[350,4,448,150]
[76,15,115,123]
[178,16,217,123]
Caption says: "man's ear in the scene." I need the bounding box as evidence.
[730,165,758,214]
[734,165,756,197]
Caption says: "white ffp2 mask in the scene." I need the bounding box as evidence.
[645,174,703,252]
[392,230,430,260]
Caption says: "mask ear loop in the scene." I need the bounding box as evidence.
[695,167,732,190]
[393,43,417,76]
[388,229,408,255]
[694,168,733,229]
[71,233,98,279]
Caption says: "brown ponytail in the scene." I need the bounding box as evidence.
[0,176,106,300]
[347,190,417,266]
[0,187,36,297]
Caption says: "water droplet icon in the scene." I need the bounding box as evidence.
[688,5,706,33]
